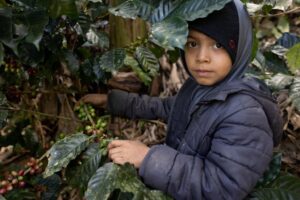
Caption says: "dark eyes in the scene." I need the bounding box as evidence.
[185,41,223,49]
[186,41,198,48]
[214,43,223,49]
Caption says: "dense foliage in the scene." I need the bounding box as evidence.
[0,0,300,199]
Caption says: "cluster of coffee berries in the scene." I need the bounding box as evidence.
[75,104,96,121]
[0,170,25,195]
[2,57,21,74]
[126,37,148,53]
[85,117,108,135]
[26,157,42,175]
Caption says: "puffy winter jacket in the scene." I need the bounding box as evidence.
[107,76,282,200]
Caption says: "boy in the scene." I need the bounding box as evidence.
[80,0,283,199]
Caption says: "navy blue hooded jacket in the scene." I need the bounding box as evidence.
[107,0,283,199]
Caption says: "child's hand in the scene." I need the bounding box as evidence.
[108,140,149,168]
[77,94,107,108]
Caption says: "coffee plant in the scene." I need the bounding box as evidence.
[0,0,300,199]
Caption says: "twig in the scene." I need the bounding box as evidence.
[253,7,300,18]
[2,154,26,165]
[0,106,82,122]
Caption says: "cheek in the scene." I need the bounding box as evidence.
[184,51,193,67]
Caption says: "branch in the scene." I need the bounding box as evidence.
[253,7,300,18]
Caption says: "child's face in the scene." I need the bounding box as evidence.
[184,29,233,86]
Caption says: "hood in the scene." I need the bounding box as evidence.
[181,0,253,83]
[179,0,283,146]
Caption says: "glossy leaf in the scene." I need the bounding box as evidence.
[149,0,181,23]
[36,174,62,200]
[270,45,288,58]
[3,188,35,200]
[151,16,188,49]
[99,48,126,72]
[274,0,293,11]
[64,50,80,74]
[135,0,156,21]
[266,73,294,90]
[276,32,300,49]
[171,0,231,21]
[84,163,171,200]
[289,77,300,112]
[135,47,159,77]
[68,143,103,194]
[18,9,49,49]
[251,173,300,200]
[48,0,78,19]
[84,28,109,49]
[125,55,152,85]
[0,8,12,42]
[264,52,290,75]
[286,43,300,74]
[43,133,91,178]
[109,0,139,19]
[256,152,282,188]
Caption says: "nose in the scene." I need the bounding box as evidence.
[196,47,210,63]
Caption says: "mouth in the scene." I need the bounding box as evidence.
[193,69,213,77]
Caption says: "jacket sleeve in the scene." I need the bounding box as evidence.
[139,106,274,200]
[107,89,175,122]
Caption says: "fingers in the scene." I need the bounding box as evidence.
[108,140,130,166]
[108,140,125,150]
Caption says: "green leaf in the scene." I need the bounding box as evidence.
[286,43,300,74]
[171,0,231,21]
[0,43,3,64]
[0,195,6,200]
[0,8,12,43]
[277,16,289,34]
[68,143,103,195]
[109,0,139,19]
[83,29,109,49]
[276,33,300,49]
[256,152,282,188]
[251,173,300,200]
[151,16,188,50]
[22,9,49,50]
[274,0,293,11]
[4,188,35,200]
[48,0,78,19]
[125,55,152,85]
[99,48,126,72]
[0,92,8,128]
[149,0,181,23]
[64,50,80,74]
[43,133,91,178]
[84,163,171,200]
[265,73,294,91]
[289,77,300,112]
[135,47,159,77]
[88,2,108,21]
[36,174,62,200]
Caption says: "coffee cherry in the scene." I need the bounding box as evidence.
[18,181,25,188]
[6,184,13,191]
[0,188,7,195]
[18,170,24,176]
